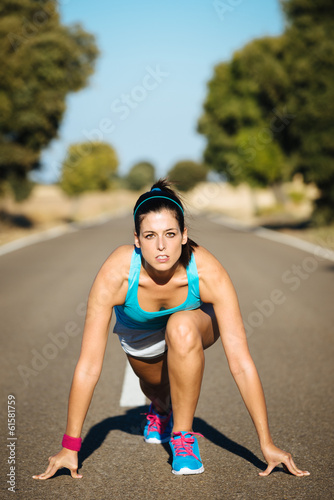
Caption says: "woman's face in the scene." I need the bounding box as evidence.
[134,209,187,271]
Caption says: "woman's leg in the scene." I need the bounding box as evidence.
[165,303,220,432]
[126,303,219,421]
[127,352,171,414]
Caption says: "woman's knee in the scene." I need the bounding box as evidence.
[165,313,202,354]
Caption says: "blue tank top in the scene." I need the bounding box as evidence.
[114,247,202,330]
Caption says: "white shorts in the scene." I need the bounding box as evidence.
[113,321,167,358]
[113,303,215,359]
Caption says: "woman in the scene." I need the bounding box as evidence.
[33,179,309,479]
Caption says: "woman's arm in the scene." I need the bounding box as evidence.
[197,246,310,477]
[65,270,115,439]
[33,246,131,480]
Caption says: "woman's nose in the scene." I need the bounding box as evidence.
[157,237,165,250]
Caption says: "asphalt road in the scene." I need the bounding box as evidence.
[1,213,333,500]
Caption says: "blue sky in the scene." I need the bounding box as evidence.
[36,0,285,183]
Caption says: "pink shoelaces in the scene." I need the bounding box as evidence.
[146,411,171,433]
[170,432,203,460]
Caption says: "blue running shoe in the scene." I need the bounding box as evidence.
[169,431,204,475]
[144,404,173,444]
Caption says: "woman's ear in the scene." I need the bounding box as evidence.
[134,232,141,248]
[182,227,188,245]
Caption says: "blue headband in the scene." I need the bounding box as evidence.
[133,188,184,219]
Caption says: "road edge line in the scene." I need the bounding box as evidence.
[0,209,131,258]
[0,225,78,257]
[209,214,334,262]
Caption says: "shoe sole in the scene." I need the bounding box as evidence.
[172,466,205,475]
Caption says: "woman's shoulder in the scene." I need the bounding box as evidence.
[100,244,134,274]
[107,244,135,261]
[192,245,225,272]
[94,245,134,292]
[192,245,233,303]
[192,244,230,282]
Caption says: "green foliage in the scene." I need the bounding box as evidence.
[288,190,305,204]
[59,142,118,195]
[280,0,334,224]
[198,36,291,188]
[199,0,334,223]
[0,0,99,200]
[167,160,208,191]
[125,162,155,191]
[235,127,288,187]
[6,173,34,202]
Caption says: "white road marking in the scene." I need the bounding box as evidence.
[120,363,146,407]
[0,225,78,256]
[210,214,334,262]
[0,209,131,257]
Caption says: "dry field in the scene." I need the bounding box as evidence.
[1,180,333,250]
[0,186,138,246]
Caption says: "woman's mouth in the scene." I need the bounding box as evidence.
[156,255,169,263]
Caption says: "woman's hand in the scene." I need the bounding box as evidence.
[32,448,82,480]
[259,442,310,477]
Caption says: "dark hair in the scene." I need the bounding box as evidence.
[133,178,198,268]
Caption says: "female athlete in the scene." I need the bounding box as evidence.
[33,179,309,479]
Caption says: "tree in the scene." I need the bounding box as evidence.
[167,160,208,191]
[280,0,334,224]
[197,36,293,199]
[59,142,118,195]
[125,161,155,191]
[235,127,287,190]
[198,0,334,223]
[0,0,99,200]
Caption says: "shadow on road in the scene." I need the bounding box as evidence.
[51,405,287,478]
[193,417,268,472]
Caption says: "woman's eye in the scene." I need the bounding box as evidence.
[144,233,175,238]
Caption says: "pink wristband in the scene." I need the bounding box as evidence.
[62,434,82,451]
